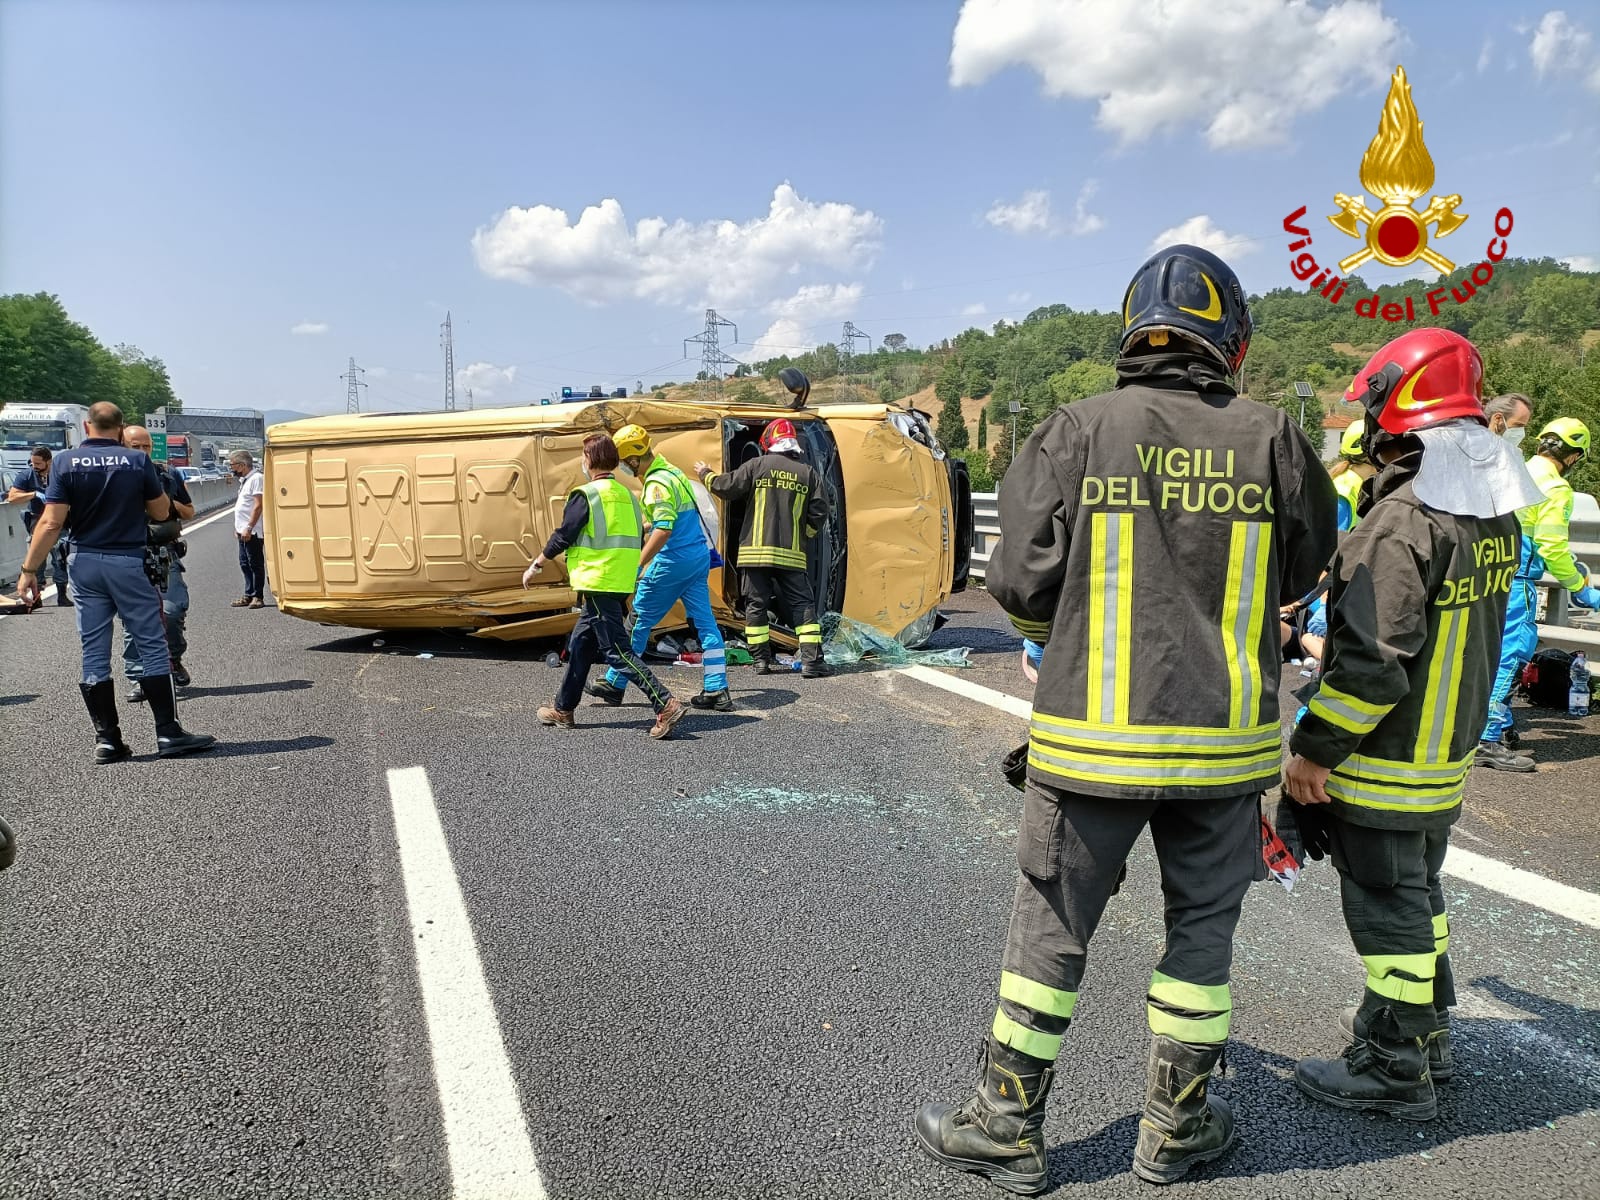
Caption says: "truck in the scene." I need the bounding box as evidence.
[167,434,191,467]
[0,403,91,489]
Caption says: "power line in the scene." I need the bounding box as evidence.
[684,309,741,398]
[440,311,457,412]
[340,356,367,414]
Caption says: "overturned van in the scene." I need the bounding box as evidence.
[262,397,972,645]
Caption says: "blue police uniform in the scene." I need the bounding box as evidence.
[123,465,194,687]
[11,464,71,596]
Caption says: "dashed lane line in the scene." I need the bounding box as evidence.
[897,663,1600,932]
[386,766,546,1200]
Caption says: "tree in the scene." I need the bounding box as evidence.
[989,427,1014,484]
[977,408,988,449]
[732,380,764,406]
[935,359,963,409]
[956,448,993,492]
[882,333,909,352]
[936,391,969,451]
[1522,274,1596,346]
[733,362,754,378]
[1046,360,1116,406]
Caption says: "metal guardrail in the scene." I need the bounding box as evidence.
[969,492,1600,651]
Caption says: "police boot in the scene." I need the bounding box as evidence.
[1476,739,1534,772]
[142,675,217,758]
[79,682,132,764]
[914,1037,1054,1196]
[1132,1036,1236,1184]
[1339,1005,1453,1083]
[1295,1021,1435,1121]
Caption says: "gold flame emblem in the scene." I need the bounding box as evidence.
[1328,66,1467,273]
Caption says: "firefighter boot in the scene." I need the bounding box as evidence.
[1339,1005,1453,1082]
[1132,1036,1236,1184]
[79,682,133,764]
[143,675,217,758]
[914,1037,1055,1195]
[752,644,777,675]
[799,645,832,679]
[1295,1017,1435,1121]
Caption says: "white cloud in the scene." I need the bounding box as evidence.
[1147,215,1259,260]
[985,189,1053,235]
[742,283,864,364]
[456,362,517,398]
[1530,10,1593,75]
[949,0,1400,148]
[962,302,989,316]
[471,183,882,312]
[1069,180,1105,235]
[1477,36,1494,73]
[1561,254,1600,272]
[1007,291,1033,306]
[290,321,329,335]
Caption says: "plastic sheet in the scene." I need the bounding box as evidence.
[820,612,972,668]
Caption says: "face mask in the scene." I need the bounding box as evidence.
[617,463,634,478]
[581,464,591,481]
[1503,426,1527,448]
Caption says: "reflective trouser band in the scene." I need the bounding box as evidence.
[992,1007,1063,1062]
[1364,953,1435,1006]
[739,548,806,568]
[1433,913,1450,957]
[1008,614,1052,640]
[1147,972,1231,1044]
[795,622,822,644]
[745,625,770,645]
[999,971,1077,1020]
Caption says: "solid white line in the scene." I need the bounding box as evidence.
[386,766,546,1200]
[897,662,1600,931]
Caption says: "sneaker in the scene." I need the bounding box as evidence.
[586,679,626,707]
[689,689,733,712]
[537,706,576,728]
[649,698,686,740]
[247,598,265,609]
[1476,739,1534,772]
[230,597,252,608]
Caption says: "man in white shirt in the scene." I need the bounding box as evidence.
[229,450,267,609]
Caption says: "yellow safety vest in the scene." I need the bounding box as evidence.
[565,478,642,593]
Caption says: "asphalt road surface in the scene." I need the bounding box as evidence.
[3,516,1597,1199]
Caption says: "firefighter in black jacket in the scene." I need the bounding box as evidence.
[915,244,1338,1193]
[696,402,830,677]
[1284,328,1544,1120]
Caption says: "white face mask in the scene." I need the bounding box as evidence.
[617,462,635,478]
[1503,425,1527,448]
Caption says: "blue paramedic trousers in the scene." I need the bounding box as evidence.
[605,555,728,695]
[70,550,170,684]
[123,563,189,679]
[1482,575,1539,744]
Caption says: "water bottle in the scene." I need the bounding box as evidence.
[1570,653,1591,718]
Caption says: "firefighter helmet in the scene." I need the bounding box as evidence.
[778,367,811,410]
[1119,244,1253,373]
[1345,327,1486,437]
[760,418,798,450]
[612,424,652,461]
[1538,417,1590,456]
[1339,419,1367,459]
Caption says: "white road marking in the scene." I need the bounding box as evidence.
[897,663,1600,932]
[386,766,546,1200]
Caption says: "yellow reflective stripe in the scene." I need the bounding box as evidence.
[1149,972,1231,1016]
[1032,712,1280,744]
[792,495,804,552]
[739,548,806,568]
[1416,607,1470,763]
[1000,971,1078,1019]
[992,1007,1063,1061]
[1365,954,1435,1006]
[1087,513,1133,725]
[1313,682,1391,719]
[754,487,768,551]
[1220,521,1270,727]
[1031,717,1279,756]
[1028,747,1280,789]
[1009,614,1052,638]
[1433,913,1450,956]
[1147,1006,1231,1044]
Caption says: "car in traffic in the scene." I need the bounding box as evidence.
[261,388,972,646]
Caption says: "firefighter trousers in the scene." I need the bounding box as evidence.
[1326,816,1453,1040]
[991,782,1259,1062]
[740,567,821,664]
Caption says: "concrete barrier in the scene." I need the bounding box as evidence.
[0,477,236,590]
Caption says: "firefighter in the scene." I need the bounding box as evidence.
[914,244,1338,1193]
[694,394,830,678]
[590,424,732,711]
[1330,418,1374,533]
[1284,328,1545,1121]
[1478,415,1596,769]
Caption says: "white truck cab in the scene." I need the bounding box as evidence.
[0,403,92,488]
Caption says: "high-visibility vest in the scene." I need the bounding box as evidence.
[1332,469,1365,532]
[565,478,642,593]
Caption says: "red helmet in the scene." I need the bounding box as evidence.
[1343,327,1486,435]
[760,418,798,450]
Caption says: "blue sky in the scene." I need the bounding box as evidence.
[2,0,1597,416]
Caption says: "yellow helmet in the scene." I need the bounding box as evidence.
[612,424,652,460]
[1539,417,1591,456]
[1339,418,1366,459]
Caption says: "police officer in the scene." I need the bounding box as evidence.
[17,403,215,761]
[591,424,732,711]
[121,424,195,700]
[1478,414,1596,769]
[6,445,71,604]
[914,245,1338,1193]
[694,384,830,678]
[1285,329,1545,1120]
[526,432,686,740]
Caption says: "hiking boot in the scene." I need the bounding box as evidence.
[79,681,133,765]
[915,1037,1054,1195]
[171,659,191,688]
[1295,1032,1435,1121]
[1132,1036,1237,1184]
[126,680,147,704]
[537,705,576,728]
[143,674,216,758]
[1340,1006,1453,1083]
[586,679,626,707]
[1476,740,1534,772]
[689,689,733,712]
[649,698,686,740]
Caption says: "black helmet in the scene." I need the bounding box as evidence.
[1119,244,1252,373]
[778,366,811,411]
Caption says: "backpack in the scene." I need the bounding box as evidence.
[1520,648,1575,709]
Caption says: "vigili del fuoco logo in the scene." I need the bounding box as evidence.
[1283,65,1514,322]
